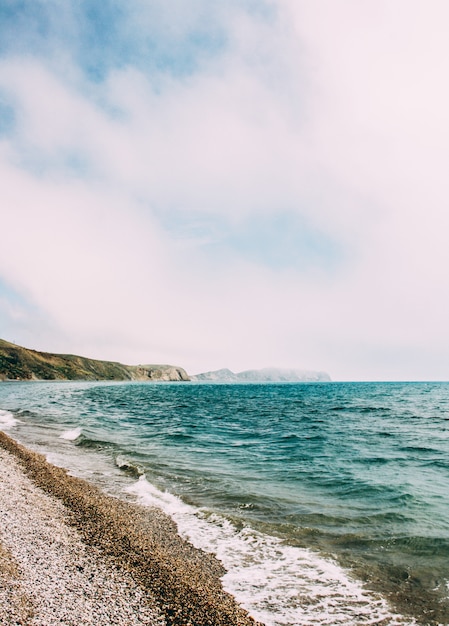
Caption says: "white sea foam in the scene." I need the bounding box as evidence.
[59,426,82,441]
[0,409,19,430]
[127,476,415,626]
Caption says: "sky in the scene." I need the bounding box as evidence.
[1,1,449,381]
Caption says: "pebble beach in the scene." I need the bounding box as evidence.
[0,431,259,626]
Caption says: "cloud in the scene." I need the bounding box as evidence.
[1,1,449,379]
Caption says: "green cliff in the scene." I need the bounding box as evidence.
[0,339,190,382]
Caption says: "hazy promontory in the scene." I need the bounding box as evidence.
[192,367,331,382]
[0,339,190,382]
[0,338,330,384]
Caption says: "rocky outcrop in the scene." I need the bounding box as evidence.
[0,339,190,382]
[191,368,240,382]
[127,365,190,382]
[192,367,331,382]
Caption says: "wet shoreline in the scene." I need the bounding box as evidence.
[0,431,260,626]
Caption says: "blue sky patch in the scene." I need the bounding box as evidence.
[0,94,15,136]
[0,278,36,336]
[0,1,273,82]
[157,209,341,272]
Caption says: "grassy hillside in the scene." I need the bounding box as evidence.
[0,339,190,382]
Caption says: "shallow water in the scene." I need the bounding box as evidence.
[1,380,448,625]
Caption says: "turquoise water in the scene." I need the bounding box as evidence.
[1,380,449,625]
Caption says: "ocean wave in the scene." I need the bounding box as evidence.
[0,409,19,430]
[59,426,83,441]
[127,476,414,626]
[115,455,144,478]
[74,435,118,450]
[399,444,437,454]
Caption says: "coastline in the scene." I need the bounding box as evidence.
[0,431,260,626]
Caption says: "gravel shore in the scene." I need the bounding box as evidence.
[0,431,260,626]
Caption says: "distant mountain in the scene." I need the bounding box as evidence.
[191,367,331,382]
[191,368,240,382]
[0,339,190,382]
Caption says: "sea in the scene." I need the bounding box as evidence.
[0,380,448,626]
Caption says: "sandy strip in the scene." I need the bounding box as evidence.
[0,431,260,626]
